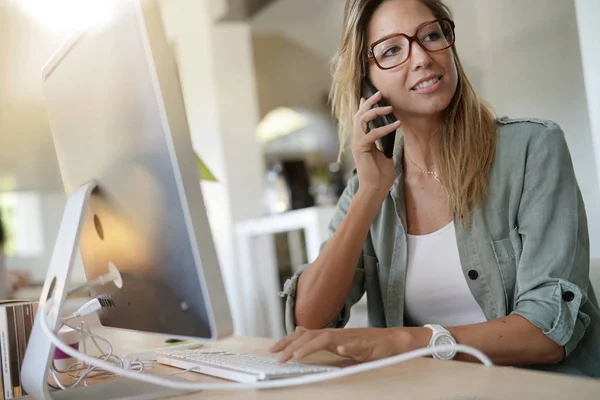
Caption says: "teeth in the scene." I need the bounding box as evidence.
[414,77,440,90]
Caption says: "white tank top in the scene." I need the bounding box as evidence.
[404,221,487,327]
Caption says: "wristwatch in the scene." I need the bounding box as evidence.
[424,324,457,360]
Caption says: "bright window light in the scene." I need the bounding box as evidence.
[256,107,308,144]
[0,192,45,257]
[16,0,118,35]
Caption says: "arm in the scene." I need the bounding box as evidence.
[405,315,563,365]
[294,187,385,329]
[279,176,385,333]
[282,91,399,332]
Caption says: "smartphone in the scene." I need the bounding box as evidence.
[361,79,397,158]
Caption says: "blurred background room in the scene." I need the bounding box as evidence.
[1,0,599,339]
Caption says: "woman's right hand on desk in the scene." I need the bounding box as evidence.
[270,326,426,363]
[353,92,399,198]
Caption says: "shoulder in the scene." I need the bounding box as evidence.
[495,116,568,158]
[490,117,573,187]
[495,116,566,147]
[496,116,564,142]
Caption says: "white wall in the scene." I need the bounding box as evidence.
[575,0,600,237]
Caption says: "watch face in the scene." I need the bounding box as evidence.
[434,334,456,359]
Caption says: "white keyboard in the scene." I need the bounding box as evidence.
[155,349,339,383]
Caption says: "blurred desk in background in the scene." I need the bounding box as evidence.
[234,206,336,339]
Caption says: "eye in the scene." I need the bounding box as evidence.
[382,45,402,57]
[423,31,442,42]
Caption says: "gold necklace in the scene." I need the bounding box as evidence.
[406,154,440,183]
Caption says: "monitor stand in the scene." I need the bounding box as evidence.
[21,181,190,400]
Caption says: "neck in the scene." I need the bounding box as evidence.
[401,114,441,170]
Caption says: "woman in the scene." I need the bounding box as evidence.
[270,0,599,376]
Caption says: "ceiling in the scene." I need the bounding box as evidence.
[217,0,275,21]
[251,0,345,60]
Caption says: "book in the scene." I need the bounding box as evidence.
[0,301,37,400]
[13,305,27,398]
[5,307,19,397]
[0,307,12,399]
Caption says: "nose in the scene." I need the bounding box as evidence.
[409,40,433,71]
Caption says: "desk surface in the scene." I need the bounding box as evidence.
[95,329,600,400]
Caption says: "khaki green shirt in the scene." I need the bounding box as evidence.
[280,117,600,377]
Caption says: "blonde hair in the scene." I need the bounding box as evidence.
[330,0,496,222]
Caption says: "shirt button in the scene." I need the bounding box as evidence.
[562,291,575,302]
[468,270,479,280]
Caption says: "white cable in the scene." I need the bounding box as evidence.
[41,300,493,393]
[50,318,154,390]
[61,297,115,322]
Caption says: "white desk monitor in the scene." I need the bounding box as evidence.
[22,0,233,398]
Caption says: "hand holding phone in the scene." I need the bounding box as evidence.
[351,80,400,198]
[360,79,397,158]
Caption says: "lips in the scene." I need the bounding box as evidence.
[412,75,442,91]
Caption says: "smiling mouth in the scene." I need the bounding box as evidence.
[412,76,442,90]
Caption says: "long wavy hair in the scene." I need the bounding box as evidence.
[330,0,496,222]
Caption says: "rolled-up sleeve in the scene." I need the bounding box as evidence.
[510,124,591,356]
[278,175,367,334]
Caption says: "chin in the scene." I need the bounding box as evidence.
[401,103,449,119]
[414,96,453,116]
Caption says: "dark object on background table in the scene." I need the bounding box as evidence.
[281,160,315,210]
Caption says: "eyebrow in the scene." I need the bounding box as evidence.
[370,18,437,47]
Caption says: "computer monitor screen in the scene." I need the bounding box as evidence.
[41,0,233,339]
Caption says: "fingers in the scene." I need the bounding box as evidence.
[355,120,400,151]
[353,106,397,141]
[276,330,321,363]
[366,120,401,141]
[353,91,399,147]
[362,106,394,126]
[269,326,306,353]
[291,332,335,360]
[354,91,385,136]
[271,329,376,364]
[358,90,383,114]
